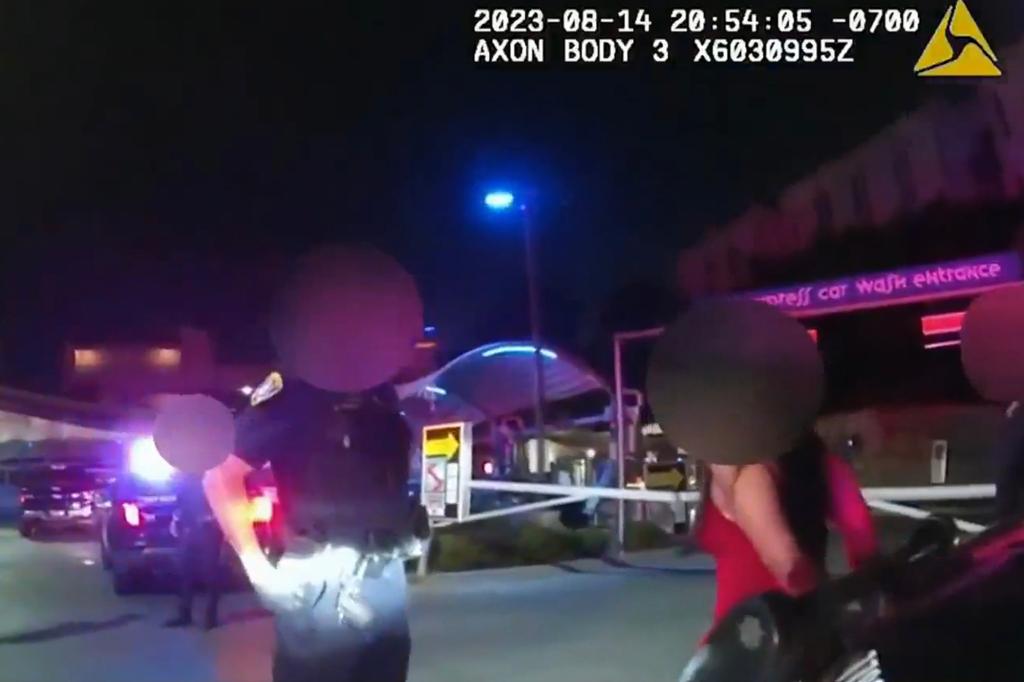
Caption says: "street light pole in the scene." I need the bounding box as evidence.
[484,189,547,469]
[521,204,547,469]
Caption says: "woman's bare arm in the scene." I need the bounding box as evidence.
[728,463,821,595]
[825,454,878,569]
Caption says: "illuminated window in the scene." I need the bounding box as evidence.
[148,347,182,367]
[73,349,104,369]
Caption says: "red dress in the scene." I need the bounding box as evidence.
[698,495,788,624]
[696,453,879,628]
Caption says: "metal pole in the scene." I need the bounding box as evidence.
[416,535,432,580]
[609,326,665,555]
[613,333,627,555]
[522,205,547,469]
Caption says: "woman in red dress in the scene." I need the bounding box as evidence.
[695,432,879,631]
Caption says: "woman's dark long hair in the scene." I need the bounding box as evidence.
[695,431,831,568]
[777,431,830,567]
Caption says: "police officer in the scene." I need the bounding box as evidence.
[203,371,419,682]
[165,473,224,630]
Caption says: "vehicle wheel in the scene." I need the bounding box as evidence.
[113,569,141,596]
[18,522,35,539]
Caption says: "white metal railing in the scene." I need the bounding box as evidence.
[859,484,994,502]
[866,500,987,533]
[463,494,591,523]
[469,478,699,503]
[463,479,995,532]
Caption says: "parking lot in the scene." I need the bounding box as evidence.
[0,526,716,682]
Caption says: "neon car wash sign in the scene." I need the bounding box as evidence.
[747,252,1022,317]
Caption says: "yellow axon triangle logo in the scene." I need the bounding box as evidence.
[915,0,1001,77]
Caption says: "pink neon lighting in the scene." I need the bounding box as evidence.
[921,312,966,336]
[924,339,962,350]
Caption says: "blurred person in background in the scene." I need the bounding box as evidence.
[165,473,224,630]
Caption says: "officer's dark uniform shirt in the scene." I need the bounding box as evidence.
[234,373,413,547]
[176,474,215,528]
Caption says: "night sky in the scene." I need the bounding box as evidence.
[0,1,1020,389]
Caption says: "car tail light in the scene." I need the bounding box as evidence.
[251,495,273,523]
[121,502,141,527]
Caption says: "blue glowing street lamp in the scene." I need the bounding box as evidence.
[484,189,548,465]
[484,190,516,211]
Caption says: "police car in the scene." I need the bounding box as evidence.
[95,437,280,595]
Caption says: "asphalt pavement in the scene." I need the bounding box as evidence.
[0,527,716,682]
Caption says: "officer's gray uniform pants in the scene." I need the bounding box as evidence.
[272,553,410,682]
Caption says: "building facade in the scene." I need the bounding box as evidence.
[63,325,441,407]
[62,327,270,407]
[678,41,1024,298]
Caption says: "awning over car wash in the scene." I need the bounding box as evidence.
[396,342,609,424]
[0,385,152,452]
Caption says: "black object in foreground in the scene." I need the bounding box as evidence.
[680,515,1024,682]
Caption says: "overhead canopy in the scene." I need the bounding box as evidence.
[397,342,609,425]
[0,386,153,446]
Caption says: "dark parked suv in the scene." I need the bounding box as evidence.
[17,463,105,538]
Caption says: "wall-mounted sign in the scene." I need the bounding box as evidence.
[747,252,1021,318]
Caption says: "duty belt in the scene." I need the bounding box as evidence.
[276,533,424,630]
[286,520,413,552]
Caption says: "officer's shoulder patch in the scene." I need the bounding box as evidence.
[251,372,284,407]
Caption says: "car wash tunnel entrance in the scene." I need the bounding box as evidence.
[395,252,1016,540]
[613,251,1021,507]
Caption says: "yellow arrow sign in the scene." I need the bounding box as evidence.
[425,432,459,458]
[644,465,685,491]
